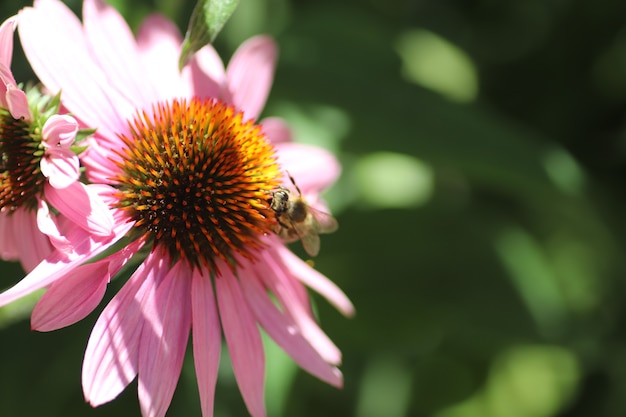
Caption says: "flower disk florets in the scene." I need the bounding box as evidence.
[0,108,42,212]
[113,98,281,272]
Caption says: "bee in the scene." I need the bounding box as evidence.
[269,174,338,256]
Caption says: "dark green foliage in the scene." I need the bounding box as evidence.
[3,0,626,416]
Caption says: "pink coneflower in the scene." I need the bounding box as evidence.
[0,14,113,272]
[0,1,355,417]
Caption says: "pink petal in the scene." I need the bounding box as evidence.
[0,16,16,68]
[275,143,341,194]
[18,1,130,141]
[83,250,160,406]
[0,211,19,260]
[225,35,277,121]
[216,268,266,417]
[262,250,342,365]
[80,138,124,184]
[32,238,144,332]
[37,198,72,253]
[42,114,78,148]
[240,268,343,387]
[44,181,114,236]
[8,206,53,272]
[0,234,95,307]
[136,14,190,101]
[31,260,109,331]
[5,83,31,120]
[188,43,225,100]
[40,148,80,189]
[82,0,158,107]
[138,259,191,417]
[260,117,292,144]
[276,245,354,317]
[191,268,221,417]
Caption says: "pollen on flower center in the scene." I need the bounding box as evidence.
[0,108,43,213]
[112,98,281,272]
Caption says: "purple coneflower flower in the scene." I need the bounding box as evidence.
[0,1,354,417]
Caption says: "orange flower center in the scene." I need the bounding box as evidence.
[112,98,281,273]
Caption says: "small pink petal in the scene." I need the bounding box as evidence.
[83,250,160,406]
[138,259,191,417]
[44,181,114,236]
[37,198,72,252]
[31,260,109,331]
[275,143,341,194]
[276,245,354,317]
[0,16,16,68]
[260,117,292,144]
[0,64,30,121]
[216,268,266,417]
[42,114,78,147]
[5,84,31,120]
[241,269,343,387]
[191,268,221,417]
[225,35,277,121]
[41,148,80,189]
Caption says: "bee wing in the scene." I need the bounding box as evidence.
[308,207,338,234]
[299,229,321,257]
[277,224,300,243]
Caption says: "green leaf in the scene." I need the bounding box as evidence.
[74,127,97,144]
[178,0,239,71]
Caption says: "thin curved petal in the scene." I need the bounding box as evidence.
[83,0,158,107]
[138,259,191,417]
[44,181,114,236]
[37,199,72,253]
[0,16,16,68]
[191,268,221,417]
[216,268,266,417]
[18,0,130,140]
[241,269,343,387]
[276,245,354,317]
[225,35,277,121]
[262,250,342,365]
[260,117,292,144]
[275,143,341,194]
[83,250,160,406]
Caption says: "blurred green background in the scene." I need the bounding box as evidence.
[3,0,626,416]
